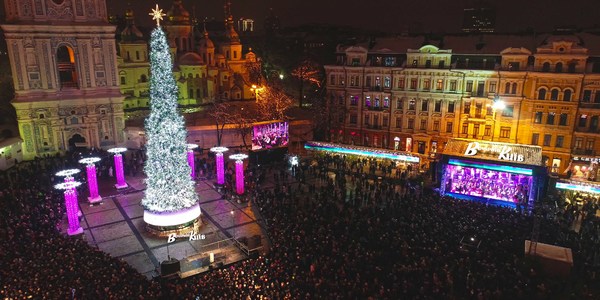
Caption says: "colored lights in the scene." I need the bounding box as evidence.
[304,141,420,163]
[79,157,102,203]
[230,154,248,195]
[55,181,83,236]
[448,158,533,176]
[187,144,198,179]
[211,147,229,185]
[108,148,128,189]
[556,182,600,194]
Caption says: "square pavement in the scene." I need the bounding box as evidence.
[62,174,270,279]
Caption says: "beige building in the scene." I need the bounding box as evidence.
[2,0,125,160]
[325,33,600,173]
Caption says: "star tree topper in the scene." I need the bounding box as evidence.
[149,4,166,26]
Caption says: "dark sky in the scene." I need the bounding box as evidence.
[4,0,600,33]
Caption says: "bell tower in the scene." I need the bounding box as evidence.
[1,0,125,160]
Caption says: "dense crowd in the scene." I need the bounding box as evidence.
[1,151,599,299]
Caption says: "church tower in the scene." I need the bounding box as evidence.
[2,0,125,160]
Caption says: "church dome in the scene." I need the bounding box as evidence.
[179,52,203,66]
[120,9,144,42]
[198,29,215,49]
[167,0,190,25]
[225,16,241,44]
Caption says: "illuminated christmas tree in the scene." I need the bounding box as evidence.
[142,11,198,216]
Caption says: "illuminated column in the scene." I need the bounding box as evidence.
[79,157,102,203]
[56,169,82,216]
[210,147,229,185]
[230,154,248,195]
[55,181,84,235]
[187,144,198,179]
[108,147,128,189]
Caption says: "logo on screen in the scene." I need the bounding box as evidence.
[464,142,524,162]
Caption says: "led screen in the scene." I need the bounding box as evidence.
[251,121,289,151]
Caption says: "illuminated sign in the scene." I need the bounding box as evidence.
[464,142,524,162]
[556,182,600,194]
[448,159,533,176]
[304,141,420,163]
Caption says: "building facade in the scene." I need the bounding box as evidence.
[2,0,125,160]
[117,0,258,111]
[325,34,600,174]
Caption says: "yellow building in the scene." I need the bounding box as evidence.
[117,0,257,111]
[325,33,600,173]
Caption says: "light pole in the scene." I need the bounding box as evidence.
[210,147,229,185]
[187,144,198,179]
[490,99,506,142]
[250,84,264,102]
[107,147,128,189]
[78,157,102,203]
[230,210,235,240]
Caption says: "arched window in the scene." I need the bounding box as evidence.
[591,116,599,130]
[511,83,517,94]
[504,82,511,94]
[542,62,550,72]
[550,88,559,100]
[56,45,78,89]
[555,62,563,73]
[538,88,547,100]
[563,90,572,101]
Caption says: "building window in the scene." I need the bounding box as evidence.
[450,80,457,91]
[410,78,418,89]
[421,100,428,112]
[466,80,473,92]
[408,99,416,111]
[448,102,455,113]
[439,60,445,68]
[365,96,371,107]
[434,100,442,112]
[412,59,418,67]
[504,82,511,94]
[330,75,335,85]
[395,117,402,128]
[500,127,510,138]
[189,89,194,98]
[574,138,582,149]
[591,116,599,130]
[350,96,358,106]
[364,114,370,125]
[555,62,563,73]
[407,118,414,129]
[423,79,431,90]
[531,133,539,145]
[543,134,552,146]
[396,98,403,109]
[500,105,514,117]
[463,102,471,114]
[384,77,391,88]
[120,77,126,85]
[420,119,427,130]
[550,89,559,100]
[383,97,390,108]
[338,114,344,123]
[374,97,381,107]
[350,114,357,124]
[338,96,344,105]
[534,112,543,124]
[446,122,453,133]
[489,82,496,93]
[433,120,440,131]
[563,90,572,101]
[397,78,405,89]
[511,83,517,94]
[555,136,564,148]
[462,123,468,134]
[473,124,480,136]
[484,125,491,136]
[583,90,592,102]
[595,92,600,103]
[366,77,371,87]
[375,77,381,87]
[559,113,568,126]
[579,115,587,127]
[587,139,595,150]
[542,62,550,72]
[425,60,432,68]
[383,116,389,127]
[350,76,355,86]
[436,79,443,90]
[547,112,555,125]
[538,88,547,100]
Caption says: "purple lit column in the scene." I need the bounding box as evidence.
[55,182,83,235]
[230,154,248,195]
[108,148,128,189]
[79,157,102,203]
[210,147,228,185]
[56,169,81,217]
[187,144,198,179]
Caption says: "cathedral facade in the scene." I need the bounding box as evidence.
[2,0,125,160]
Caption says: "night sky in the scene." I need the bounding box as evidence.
[100,0,600,33]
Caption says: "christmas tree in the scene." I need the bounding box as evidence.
[142,25,198,212]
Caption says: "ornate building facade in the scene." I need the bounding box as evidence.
[117,0,257,111]
[2,0,125,160]
[325,34,600,174]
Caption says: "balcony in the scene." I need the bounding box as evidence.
[367,86,383,92]
[579,102,600,109]
[366,106,388,111]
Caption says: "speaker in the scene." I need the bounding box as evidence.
[160,258,181,276]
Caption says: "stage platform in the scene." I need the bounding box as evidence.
[58,174,270,279]
[525,240,573,277]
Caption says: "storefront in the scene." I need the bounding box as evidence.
[439,139,546,207]
[555,180,600,207]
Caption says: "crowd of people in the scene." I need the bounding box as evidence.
[1,151,600,299]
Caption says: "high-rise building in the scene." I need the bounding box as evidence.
[462,7,496,33]
[2,0,125,160]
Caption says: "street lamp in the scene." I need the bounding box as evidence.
[279,73,284,80]
[78,157,102,203]
[230,210,235,240]
[250,84,264,102]
[490,99,506,142]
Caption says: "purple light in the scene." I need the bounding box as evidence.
[55,182,83,236]
[235,160,244,195]
[187,149,196,179]
[64,176,82,217]
[216,152,225,185]
[113,153,127,189]
[79,157,102,203]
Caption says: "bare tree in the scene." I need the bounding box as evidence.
[243,59,264,86]
[228,106,255,149]
[208,102,231,146]
[291,59,322,108]
[256,86,293,121]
